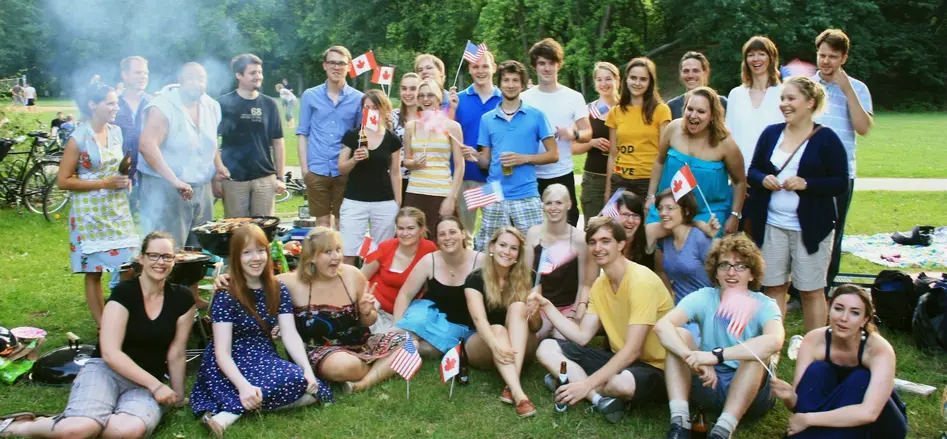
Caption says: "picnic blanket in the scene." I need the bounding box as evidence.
[841,226,947,268]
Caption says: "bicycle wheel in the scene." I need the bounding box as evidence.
[21,159,61,214]
[42,181,71,222]
[275,189,292,203]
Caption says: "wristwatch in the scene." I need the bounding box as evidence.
[730,210,742,220]
[712,347,725,365]
[276,176,285,182]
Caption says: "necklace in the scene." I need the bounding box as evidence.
[500,103,519,116]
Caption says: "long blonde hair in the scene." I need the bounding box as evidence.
[297,226,342,284]
[482,227,531,310]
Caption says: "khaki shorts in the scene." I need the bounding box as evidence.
[761,224,834,291]
[221,174,276,218]
[304,172,348,219]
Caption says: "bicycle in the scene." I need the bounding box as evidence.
[275,171,306,203]
[0,131,68,216]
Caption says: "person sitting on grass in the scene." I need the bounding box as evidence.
[770,285,908,439]
[653,233,784,439]
[393,216,484,357]
[191,225,331,437]
[0,232,195,439]
[463,227,542,418]
[529,216,674,424]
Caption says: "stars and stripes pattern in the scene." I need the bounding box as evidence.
[463,181,505,210]
[715,291,760,338]
[463,41,488,63]
[390,333,422,381]
[598,188,625,220]
[588,99,611,120]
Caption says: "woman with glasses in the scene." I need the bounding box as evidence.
[402,79,466,233]
[56,81,139,327]
[1,232,194,439]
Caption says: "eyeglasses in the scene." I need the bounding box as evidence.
[417,93,439,100]
[716,262,749,272]
[619,212,641,220]
[145,252,175,262]
[324,61,347,68]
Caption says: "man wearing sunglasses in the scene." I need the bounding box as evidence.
[296,46,364,229]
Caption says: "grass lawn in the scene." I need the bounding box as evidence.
[1,192,945,438]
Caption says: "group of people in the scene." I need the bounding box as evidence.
[0,26,910,439]
[6,82,37,111]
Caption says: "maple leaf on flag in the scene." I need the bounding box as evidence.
[673,179,683,193]
[369,114,378,126]
[356,59,365,69]
[372,66,396,86]
[382,70,391,80]
[443,357,456,372]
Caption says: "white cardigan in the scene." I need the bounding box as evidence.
[725,85,784,172]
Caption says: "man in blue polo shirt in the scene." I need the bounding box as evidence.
[114,55,151,221]
[463,60,559,251]
[297,46,364,228]
[449,50,502,235]
[810,29,873,286]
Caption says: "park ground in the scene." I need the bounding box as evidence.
[0,100,945,438]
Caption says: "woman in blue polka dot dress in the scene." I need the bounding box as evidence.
[190,225,333,437]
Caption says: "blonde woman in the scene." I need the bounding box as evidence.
[572,62,619,218]
[463,227,541,418]
[393,73,421,199]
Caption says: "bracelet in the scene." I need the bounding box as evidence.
[646,194,655,200]
[151,383,164,394]
[576,302,588,308]
[730,210,742,220]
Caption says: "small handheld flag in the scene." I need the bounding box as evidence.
[440,344,461,384]
[462,40,488,63]
[349,51,377,78]
[671,164,713,214]
[372,65,395,86]
[598,188,625,220]
[358,236,373,259]
[714,290,775,379]
[362,107,381,132]
[780,59,816,79]
[391,333,423,382]
[463,181,505,210]
[588,100,611,120]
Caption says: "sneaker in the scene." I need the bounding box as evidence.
[594,397,626,424]
[787,334,804,360]
[543,373,557,392]
[666,419,690,439]
[499,387,513,405]
[515,399,537,418]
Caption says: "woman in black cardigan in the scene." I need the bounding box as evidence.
[743,76,848,335]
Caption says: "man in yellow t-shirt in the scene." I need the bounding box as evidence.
[529,216,673,423]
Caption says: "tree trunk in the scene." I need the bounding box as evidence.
[647,38,682,58]
[598,4,612,40]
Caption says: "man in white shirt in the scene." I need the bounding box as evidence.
[22,83,37,112]
[521,38,591,226]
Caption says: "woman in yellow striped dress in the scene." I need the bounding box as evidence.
[403,79,466,234]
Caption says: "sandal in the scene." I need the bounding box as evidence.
[0,412,39,422]
[201,413,224,438]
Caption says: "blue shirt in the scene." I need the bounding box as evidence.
[678,286,781,369]
[657,228,713,303]
[295,82,364,177]
[456,85,502,183]
[811,73,872,179]
[114,92,152,181]
[477,103,552,200]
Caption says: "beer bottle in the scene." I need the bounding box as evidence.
[555,361,569,413]
[458,337,469,385]
[691,405,708,439]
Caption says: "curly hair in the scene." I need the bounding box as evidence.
[704,233,765,291]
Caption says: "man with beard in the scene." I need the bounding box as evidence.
[463,60,558,251]
[216,54,285,217]
[138,62,229,248]
[666,52,728,120]
[114,56,152,220]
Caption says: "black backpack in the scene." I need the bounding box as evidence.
[871,270,920,332]
[912,274,947,352]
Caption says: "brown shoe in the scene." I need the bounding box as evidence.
[499,387,513,405]
[201,413,225,438]
[515,399,537,418]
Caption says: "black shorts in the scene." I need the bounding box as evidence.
[556,340,666,405]
[26,99,35,106]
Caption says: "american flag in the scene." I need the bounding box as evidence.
[463,181,504,210]
[537,247,558,275]
[588,100,611,120]
[390,333,423,381]
[715,292,760,338]
[463,41,488,63]
[598,188,625,220]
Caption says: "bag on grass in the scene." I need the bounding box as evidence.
[871,270,920,332]
[912,274,947,353]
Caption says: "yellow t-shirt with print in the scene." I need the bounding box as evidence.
[587,260,674,370]
[604,103,672,180]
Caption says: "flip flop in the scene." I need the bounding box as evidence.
[0,412,39,422]
[0,418,13,436]
[201,413,224,438]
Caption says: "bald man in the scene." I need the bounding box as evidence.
[138,62,230,248]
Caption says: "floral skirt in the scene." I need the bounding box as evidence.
[309,332,405,371]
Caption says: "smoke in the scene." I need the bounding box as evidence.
[44,0,252,99]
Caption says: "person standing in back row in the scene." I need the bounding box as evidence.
[666,52,728,120]
[217,54,285,218]
[810,29,873,288]
[521,38,591,226]
[297,47,364,229]
[114,56,152,222]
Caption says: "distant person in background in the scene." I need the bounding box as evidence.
[726,36,784,173]
[522,38,591,227]
[138,62,229,249]
[666,51,728,120]
[572,62,619,219]
[9,83,24,107]
[392,73,421,201]
[22,82,37,112]
[810,28,873,289]
[217,53,285,218]
[605,57,671,201]
[414,54,450,108]
[297,46,364,229]
[281,77,291,91]
[115,82,125,96]
[61,115,76,133]
[56,82,140,327]
[50,111,65,137]
[114,55,152,221]
[275,83,297,129]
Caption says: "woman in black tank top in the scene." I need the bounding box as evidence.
[393,216,484,356]
[770,285,907,438]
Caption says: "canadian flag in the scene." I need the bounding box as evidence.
[372,66,395,85]
[349,51,377,78]
[358,235,373,259]
[440,344,461,384]
[361,107,381,132]
[670,164,698,202]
